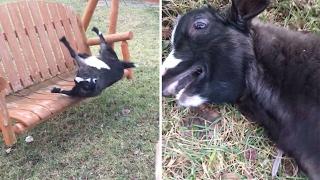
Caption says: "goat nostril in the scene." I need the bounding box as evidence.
[193,67,203,76]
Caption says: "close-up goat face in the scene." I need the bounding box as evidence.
[162,7,252,106]
[163,0,320,178]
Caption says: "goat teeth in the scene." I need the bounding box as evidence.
[176,88,185,100]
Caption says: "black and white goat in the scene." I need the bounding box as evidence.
[52,27,135,97]
[162,0,320,178]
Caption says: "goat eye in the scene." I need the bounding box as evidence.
[193,20,208,30]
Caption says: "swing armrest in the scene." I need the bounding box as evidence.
[0,77,11,130]
[0,77,16,146]
[87,31,133,46]
[0,77,7,94]
[0,77,9,122]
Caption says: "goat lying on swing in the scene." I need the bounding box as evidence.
[51,27,135,97]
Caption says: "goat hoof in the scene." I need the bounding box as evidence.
[92,27,99,33]
[59,36,67,42]
[51,87,61,93]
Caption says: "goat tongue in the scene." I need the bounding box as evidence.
[272,149,284,179]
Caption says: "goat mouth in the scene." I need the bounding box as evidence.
[162,66,203,96]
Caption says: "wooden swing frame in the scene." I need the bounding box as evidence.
[0,0,134,147]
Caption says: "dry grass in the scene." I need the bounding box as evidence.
[163,101,304,179]
[162,0,320,179]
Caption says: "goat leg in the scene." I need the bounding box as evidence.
[60,36,86,66]
[51,87,77,96]
[59,90,77,96]
[91,27,106,43]
[59,36,77,58]
[91,27,118,59]
[51,87,62,93]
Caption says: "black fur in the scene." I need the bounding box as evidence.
[162,0,320,178]
[52,27,135,97]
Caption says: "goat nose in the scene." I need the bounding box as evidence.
[193,66,205,76]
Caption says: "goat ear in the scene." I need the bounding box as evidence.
[229,0,269,26]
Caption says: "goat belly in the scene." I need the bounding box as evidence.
[100,73,123,89]
[238,94,320,178]
[82,56,111,70]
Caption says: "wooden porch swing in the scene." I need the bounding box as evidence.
[0,0,134,146]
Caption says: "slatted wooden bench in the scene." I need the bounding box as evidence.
[0,0,133,147]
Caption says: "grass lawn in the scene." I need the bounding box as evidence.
[0,0,159,179]
[162,0,320,179]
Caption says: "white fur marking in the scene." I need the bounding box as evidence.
[75,77,95,83]
[75,77,85,83]
[171,15,180,45]
[161,50,182,76]
[177,93,206,107]
[161,16,181,76]
[82,56,110,70]
[171,22,178,45]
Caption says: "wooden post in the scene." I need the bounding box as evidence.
[77,16,91,54]
[81,0,98,31]
[0,77,17,146]
[121,41,133,79]
[87,31,133,46]
[108,0,119,47]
